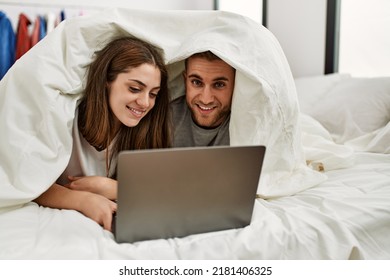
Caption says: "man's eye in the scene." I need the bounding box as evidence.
[191,79,202,87]
[214,82,226,89]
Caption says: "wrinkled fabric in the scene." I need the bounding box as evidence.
[1,150,389,259]
[0,8,325,210]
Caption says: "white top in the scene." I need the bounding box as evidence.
[56,110,116,185]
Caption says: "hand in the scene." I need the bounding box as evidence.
[34,183,117,232]
[65,175,118,200]
[77,191,117,232]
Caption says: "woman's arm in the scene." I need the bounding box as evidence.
[65,176,118,200]
[33,183,116,231]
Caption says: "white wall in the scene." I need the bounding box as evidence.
[217,0,389,78]
[0,0,214,30]
[0,0,213,10]
[2,0,331,78]
[339,0,390,77]
[267,0,328,78]
[215,0,328,78]
[218,0,263,24]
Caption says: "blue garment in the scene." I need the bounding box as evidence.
[39,16,46,40]
[60,10,66,22]
[0,11,16,80]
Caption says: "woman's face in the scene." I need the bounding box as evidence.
[108,63,161,128]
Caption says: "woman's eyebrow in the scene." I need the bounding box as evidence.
[128,79,146,87]
[128,79,160,90]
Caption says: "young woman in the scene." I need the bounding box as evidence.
[34,36,171,231]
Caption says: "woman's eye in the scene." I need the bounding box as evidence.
[129,87,140,93]
[149,92,158,99]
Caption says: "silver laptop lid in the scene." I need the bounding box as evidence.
[116,145,266,243]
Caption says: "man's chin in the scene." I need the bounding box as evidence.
[192,116,220,129]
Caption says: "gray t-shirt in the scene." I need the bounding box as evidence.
[171,95,230,147]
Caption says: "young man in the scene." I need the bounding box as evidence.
[171,51,236,147]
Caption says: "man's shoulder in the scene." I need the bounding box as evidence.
[170,95,186,106]
[170,95,187,115]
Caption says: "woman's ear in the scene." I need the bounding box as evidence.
[106,82,111,94]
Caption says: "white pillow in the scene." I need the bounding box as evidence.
[295,73,351,114]
[309,77,390,144]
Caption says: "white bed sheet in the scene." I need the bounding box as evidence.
[1,132,389,259]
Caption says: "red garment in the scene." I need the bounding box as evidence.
[15,13,31,60]
[31,16,40,47]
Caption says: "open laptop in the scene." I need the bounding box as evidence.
[114,145,266,243]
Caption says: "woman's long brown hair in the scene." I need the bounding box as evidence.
[78,36,171,178]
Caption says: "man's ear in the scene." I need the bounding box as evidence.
[182,71,187,81]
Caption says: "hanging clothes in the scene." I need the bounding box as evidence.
[60,10,66,22]
[46,12,56,33]
[39,16,46,41]
[0,11,16,80]
[31,16,41,47]
[15,13,31,60]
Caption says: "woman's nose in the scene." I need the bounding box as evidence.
[136,92,149,107]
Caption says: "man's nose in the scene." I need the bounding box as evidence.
[199,86,214,104]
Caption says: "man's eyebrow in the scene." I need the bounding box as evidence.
[212,76,229,82]
[188,74,230,82]
[188,74,203,80]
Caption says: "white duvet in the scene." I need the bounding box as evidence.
[0,8,324,211]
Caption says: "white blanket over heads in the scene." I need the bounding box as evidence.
[0,8,325,210]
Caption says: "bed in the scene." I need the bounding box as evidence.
[0,8,389,260]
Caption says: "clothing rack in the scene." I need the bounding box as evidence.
[0,0,112,9]
[0,1,100,79]
[0,5,98,30]
[0,0,213,9]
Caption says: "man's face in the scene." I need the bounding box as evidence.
[184,57,235,129]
